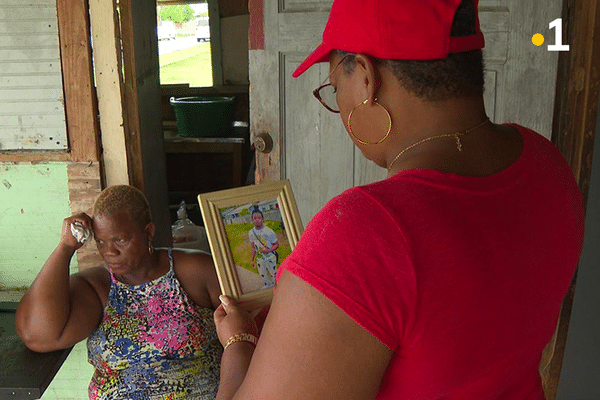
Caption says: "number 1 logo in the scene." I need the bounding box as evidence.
[532,18,569,51]
[548,18,570,52]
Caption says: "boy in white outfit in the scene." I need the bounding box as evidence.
[248,209,279,288]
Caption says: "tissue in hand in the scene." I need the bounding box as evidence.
[70,222,92,244]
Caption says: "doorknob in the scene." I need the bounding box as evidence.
[253,132,274,154]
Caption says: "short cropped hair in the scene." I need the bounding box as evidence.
[337,0,484,102]
[92,185,152,228]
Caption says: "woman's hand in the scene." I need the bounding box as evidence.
[59,213,93,251]
[215,296,259,399]
[214,296,258,347]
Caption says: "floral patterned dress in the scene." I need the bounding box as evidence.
[87,250,222,399]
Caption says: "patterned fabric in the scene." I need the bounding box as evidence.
[87,250,222,400]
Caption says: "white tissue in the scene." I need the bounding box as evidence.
[70,222,92,244]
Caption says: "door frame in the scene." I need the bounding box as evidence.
[117,0,172,247]
[546,0,600,398]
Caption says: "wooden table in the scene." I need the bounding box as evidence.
[164,132,247,188]
[0,302,72,399]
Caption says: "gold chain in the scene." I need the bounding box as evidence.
[387,118,491,173]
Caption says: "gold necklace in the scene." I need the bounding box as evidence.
[387,118,491,173]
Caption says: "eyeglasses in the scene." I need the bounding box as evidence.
[313,83,339,113]
[312,55,349,113]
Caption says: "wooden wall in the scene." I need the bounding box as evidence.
[0,0,102,286]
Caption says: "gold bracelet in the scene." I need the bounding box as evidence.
[224,333,258,351]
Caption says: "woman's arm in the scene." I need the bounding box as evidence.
[214,296,258,400]
[173,250,221,309]
[214,271,393,399]
[15,214,105,352]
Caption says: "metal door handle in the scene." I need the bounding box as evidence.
[253,132,273,154]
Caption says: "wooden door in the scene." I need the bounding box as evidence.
[250,0,563,226]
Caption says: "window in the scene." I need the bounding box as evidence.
[0,0,68,151]
[157,0,220,87]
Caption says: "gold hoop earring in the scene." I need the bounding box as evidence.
[347,99,392,145]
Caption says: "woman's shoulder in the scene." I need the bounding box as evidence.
[320,185,387,217]
[504,123,562,160]
[167,250,215,284]
[73,265,111,305]
[168,248,213,268]
[167,249,219,309]
[305,186,397,242]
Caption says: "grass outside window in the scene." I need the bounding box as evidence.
[159,42,212,87]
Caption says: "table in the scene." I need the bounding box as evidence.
[0,302,72,399]
[164,132,247,188]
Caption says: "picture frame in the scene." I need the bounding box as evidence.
[198,180,304,310]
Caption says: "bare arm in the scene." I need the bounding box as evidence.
[214,297,258,399]
[173,250,222,310]
[214,271,393,399]
[15,214,105,353]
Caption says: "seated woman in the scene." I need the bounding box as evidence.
[15,185,222,400]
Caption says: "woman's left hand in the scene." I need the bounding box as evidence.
[214,296,258,347]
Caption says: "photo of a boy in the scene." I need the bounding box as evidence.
[248,207,280,288]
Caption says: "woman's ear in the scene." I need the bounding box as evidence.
[145,222,156,243]
[353,54,381,103]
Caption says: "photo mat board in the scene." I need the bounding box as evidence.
[198,180,304,310]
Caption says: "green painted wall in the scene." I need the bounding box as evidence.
[40,341,93,400]
[0,163,76,290]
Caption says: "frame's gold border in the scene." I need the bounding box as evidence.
[198,180,303,310]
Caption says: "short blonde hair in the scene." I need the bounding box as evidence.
[92,185,152,228]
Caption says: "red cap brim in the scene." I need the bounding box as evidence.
[293,33,485,79]
[292,42,334,78]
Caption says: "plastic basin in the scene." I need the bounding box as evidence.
[170,96,235,137]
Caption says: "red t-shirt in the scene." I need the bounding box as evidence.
[278,125,584,399]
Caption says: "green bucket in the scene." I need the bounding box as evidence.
[170,96,235,137]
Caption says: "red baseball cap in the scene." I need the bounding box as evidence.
[292,0,485,78]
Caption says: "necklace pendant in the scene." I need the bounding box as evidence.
[454,135,463,151]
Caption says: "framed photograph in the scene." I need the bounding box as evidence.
[198,180,304,310]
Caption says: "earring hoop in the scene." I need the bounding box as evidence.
[347,99,392,145]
